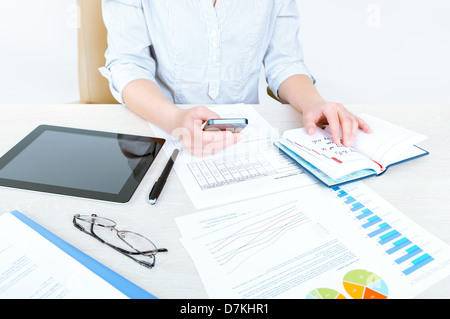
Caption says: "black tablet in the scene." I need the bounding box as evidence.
[0,125,165,203]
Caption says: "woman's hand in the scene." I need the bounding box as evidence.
[278,75,373,147]
[171,106,243,157]
[301,101,373,147]
[122,80,242,157]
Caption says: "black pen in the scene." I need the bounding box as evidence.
[148,148,179,205]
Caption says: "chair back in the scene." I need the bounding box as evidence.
[78,0,117,104]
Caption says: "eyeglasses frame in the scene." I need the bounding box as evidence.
[73,213,167,269]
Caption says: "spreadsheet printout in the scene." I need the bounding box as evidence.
[148,105,317,208]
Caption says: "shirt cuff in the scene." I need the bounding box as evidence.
[99,65,156,104]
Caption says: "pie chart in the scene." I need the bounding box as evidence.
[306,288,346,299]
[343,269,388,299]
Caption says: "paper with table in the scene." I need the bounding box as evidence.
[176,182,450,299]
[0,211,154,299]
[275,114,429,187]
[148,104,317,209]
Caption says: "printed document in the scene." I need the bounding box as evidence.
[176,182,450,299]
[0,212,129,299]
[148,104,317,209]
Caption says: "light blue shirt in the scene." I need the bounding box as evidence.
[100,0,314,105]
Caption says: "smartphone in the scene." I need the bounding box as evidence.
[203,118,248,133]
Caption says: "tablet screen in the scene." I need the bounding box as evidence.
[0,125,165,203]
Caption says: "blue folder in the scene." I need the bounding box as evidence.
[9,210,156,299]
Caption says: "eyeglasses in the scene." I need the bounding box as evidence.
[73,214,167,269]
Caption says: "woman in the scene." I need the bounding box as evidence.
[100,0,371,156]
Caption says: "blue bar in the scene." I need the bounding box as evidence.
[337,190,347,198]
[379,230,397,240]
[386,237,411,254]
[362,216,382,228]
[368,222,391,237]
[357,208,373,220]
[351,202,364,212]
[332,186,340,191]
[413,253,432,265]
[402,254,434,275]
[379,230,401,245]
[344,196,356,204]
[395,245,423,264]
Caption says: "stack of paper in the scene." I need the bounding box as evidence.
[176,182,450,299]
[0,211,154,299]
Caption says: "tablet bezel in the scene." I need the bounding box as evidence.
[0,125,165,203]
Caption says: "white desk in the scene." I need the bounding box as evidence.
[1,103,449,299]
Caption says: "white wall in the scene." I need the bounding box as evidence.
[293,0,450,105]
[0,0,79,104]
[1,0,449,105]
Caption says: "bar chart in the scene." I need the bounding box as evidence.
[331,185,435,276]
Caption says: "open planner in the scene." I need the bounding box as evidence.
[275,114,429,187]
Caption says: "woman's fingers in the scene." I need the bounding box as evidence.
[173,106,244,157]
[303,102,373,147]
[356,116,373,134]
[302,110,319,136]
[322,103,342,145]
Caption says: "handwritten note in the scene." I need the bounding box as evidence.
[280,127,379,180]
